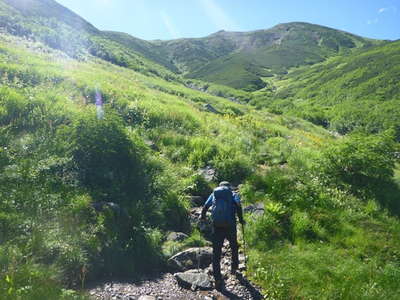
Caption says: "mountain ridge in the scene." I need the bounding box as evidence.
[106,21,381,90]
[1,1,400,299]
[0,0,384,91]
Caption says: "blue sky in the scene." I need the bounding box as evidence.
[55,0,400,40]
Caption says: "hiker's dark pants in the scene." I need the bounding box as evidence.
[212,225,239,281]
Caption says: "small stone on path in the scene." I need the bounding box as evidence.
[174,271,212,290]
[138,296,156,300]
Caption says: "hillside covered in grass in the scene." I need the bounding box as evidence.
[184,22,377,90]
[0,0,178,81]
[251,39,400,140]
[0,1,400,299]
[109,22,377,91]
[0,31,399,300]
[0,0,380,92]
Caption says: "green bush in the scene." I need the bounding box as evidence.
[214,155,253,185]
[188,138,219,168]
[65,112,150,205]
[183,174,213,199]
[318,131,397,200]
[247,210,289,250]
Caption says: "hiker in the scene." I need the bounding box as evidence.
[200,181,245,290]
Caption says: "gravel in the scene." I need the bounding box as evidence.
[89,208,263,299]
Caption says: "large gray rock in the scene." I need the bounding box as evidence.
[198,166,216,182]
[167,232,189,242]
[168,247,213,271]
[174,270,212,290]
[244,202,264,217]
[204,103,220,114]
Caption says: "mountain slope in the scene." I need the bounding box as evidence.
[0,1,400,299]
[148,22,380,91]
[253,39,400,139]
[103,31,180,73]
[0,0,179,81]
[0,0,383,92]
[1,32,399,299]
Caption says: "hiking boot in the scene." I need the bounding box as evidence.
[230,266,238,276]
[214,279,224,291]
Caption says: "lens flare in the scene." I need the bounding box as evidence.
[95,89,104,120]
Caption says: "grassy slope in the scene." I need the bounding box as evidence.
[1,0,382,93]
[254,40,400,139]
[102,31,180,73]
[0,32,399,300]
[0,33,329,297]
[98,22,379,92]
[0,0,179,81]
[181,22,378,90]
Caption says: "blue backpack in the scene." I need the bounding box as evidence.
[211,186,235,228]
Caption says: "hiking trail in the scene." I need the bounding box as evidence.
[88,204,264,300]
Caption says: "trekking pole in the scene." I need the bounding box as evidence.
[241,222,247,269]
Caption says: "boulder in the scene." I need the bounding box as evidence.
[168,247,212,271]
[167,232,189,242]
[204,103,220,114]
[190,207,203,218]
[244,202,264,217]
[189,207,202,227]
[198,166,216,182]
[189,208,213,238]
[174,270,212,290]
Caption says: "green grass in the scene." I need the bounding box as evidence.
[0,17,398,300]
[185,22,377,90]
[254,40,400,139]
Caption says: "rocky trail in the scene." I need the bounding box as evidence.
[89,203,264,300]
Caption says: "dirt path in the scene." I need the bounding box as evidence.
[88,271,263,300]
[88,242,263,300]
[89,207,264,299]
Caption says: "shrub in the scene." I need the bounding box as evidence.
[183,174,213,199]
[66,112,150,206]
[214,155,253,185]
[318,131,397,199]
[247,208,289,250]
[188,138,219,168]
[263,137,293,165]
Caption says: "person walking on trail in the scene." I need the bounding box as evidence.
[200,181,245,290]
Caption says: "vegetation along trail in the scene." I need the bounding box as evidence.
[0,0,399,299]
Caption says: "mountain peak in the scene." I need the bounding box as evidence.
[3,0,97,32]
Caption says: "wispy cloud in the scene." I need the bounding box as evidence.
[378,6,398,14]
[378,7,388,13]
[199,0,239,31]
[370,5,398,24]
[160,11,181,39]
